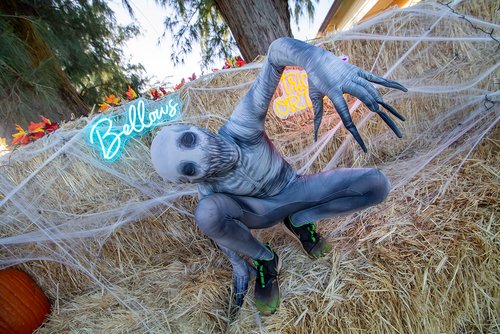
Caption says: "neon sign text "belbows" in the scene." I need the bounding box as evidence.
[89,95,182,160]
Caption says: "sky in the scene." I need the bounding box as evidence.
[108,0,332,87]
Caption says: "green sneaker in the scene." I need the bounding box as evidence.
[253,245,281,315]
[283,216,331,258]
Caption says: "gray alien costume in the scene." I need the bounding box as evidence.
[151,38,407,312]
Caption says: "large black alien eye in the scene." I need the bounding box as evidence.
[180,132,197,148]
[181,162,197,177]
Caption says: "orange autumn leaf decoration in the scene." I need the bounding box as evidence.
[11,116,60,146]
[41,116,59,133]
[98,94,120,113]
[98,103,110,112]
[221,56,246,70]
[125,85,138,100]
[105,94,120,105]
[28,121,46,140]
[174,78,185,91]
[12,125,31,145]
[235,56,247,67]
[149,88,161,100]
[159,87,169,96]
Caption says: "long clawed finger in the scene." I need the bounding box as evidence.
[308,81,325,141]
[330,91,367,153]
[344,82,403,139]
[312,96,324,142]
[360,70,408,92]
[378,100,406,121]
[377,110,402,138]
[353,76,406,122]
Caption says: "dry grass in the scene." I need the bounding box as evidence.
[0,0,498,333]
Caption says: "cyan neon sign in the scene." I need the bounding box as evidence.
[89,94,182,160]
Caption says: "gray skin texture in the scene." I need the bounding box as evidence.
[150,37,407,307]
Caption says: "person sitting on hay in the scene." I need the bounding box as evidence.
[150,37,407,315]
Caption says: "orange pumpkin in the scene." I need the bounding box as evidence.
[0,268,50,334]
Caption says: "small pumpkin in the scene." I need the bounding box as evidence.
[0,268,50,334]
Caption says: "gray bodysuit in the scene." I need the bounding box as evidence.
[151,37,406,305]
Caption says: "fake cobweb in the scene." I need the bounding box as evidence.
[0,0,498,332]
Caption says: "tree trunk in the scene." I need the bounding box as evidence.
[214,0,292,61]
[0,0,88,138]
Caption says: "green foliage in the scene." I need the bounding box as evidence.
[154,0,318,68]
[0,0,146,116]
[32,0,146,104]
[291,0,317,25]
[0,15,63,135]
[156,0,237,67]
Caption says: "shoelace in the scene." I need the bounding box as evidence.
[253,260,266,288]
[306,223,317,243]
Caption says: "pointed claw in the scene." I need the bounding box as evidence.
[378,101,406,121]
[343,122,368,152]
[314,112,322,141]
[382,79,408,92]
[348,126,368,153]
[377,111,402,138]
[345,82,403,139]
[330,91,368,153]
[313,98,324,141]
[308,81,325,141]
[360,71,408,92]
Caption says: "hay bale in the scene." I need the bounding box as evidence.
[0,1,498,333]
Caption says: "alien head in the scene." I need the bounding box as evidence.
[150,124,239,183]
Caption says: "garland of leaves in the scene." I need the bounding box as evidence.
[0,56,247,153]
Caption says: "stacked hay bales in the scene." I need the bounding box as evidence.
[0,0,498,333]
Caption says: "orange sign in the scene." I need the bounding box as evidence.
[272,66,312,119]
[272,56,348,119]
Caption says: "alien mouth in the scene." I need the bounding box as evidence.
[203,135,239,179]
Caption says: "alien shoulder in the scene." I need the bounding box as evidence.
[220,120,264,147]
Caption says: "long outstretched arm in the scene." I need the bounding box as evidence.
[227,37,407,151]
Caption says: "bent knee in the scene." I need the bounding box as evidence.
[368,168,391,204]
[195,196,224,237]
[195,194,242,238]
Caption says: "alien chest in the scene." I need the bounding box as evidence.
[212,155,295,198]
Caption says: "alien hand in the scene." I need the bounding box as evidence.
[306,50,407,152]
